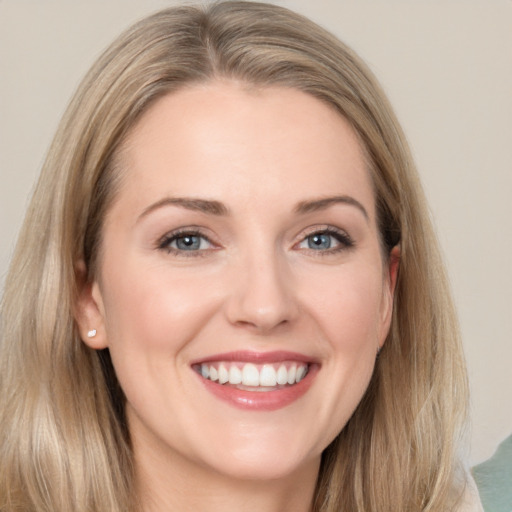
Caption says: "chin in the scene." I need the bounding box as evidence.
[208,451,318,483]
[193,429,324,483]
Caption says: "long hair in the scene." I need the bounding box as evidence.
[0,2,469,511]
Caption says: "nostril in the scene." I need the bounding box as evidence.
[233,316,289,332]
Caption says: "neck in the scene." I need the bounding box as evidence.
[134,437,320,512]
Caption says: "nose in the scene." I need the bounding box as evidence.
[224,251,299,334]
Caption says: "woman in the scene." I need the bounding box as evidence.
[0,2,481,511]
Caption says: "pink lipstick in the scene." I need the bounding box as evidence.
[191,351,319,411]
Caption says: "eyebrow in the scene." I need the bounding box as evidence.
[294,195,369,221]
[138,194,369,222]
[138,197,230,221]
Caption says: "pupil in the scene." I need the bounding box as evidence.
[309,234,331,249]
[177,235,200,250]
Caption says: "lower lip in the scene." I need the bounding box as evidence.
[195,364,318,411]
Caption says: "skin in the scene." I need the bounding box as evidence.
[77,82,399,512]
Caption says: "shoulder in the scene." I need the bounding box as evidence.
[455,474,484,512]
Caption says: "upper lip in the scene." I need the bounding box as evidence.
[190,350,317,365]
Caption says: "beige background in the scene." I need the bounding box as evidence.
[0,0,511,465]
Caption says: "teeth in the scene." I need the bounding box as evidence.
[229,365,242,385]
[259,365,277,386]
[242,363,260,386]
[198,361,309,388]
[218,364,229,384]
[287,364,296,384]
[276,365,288,385]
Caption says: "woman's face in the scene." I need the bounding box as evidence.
[79,82,397,482]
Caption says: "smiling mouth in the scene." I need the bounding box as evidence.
[193,361,309,391]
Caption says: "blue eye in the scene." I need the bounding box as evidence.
[174,234,202,250]
[159,231,213,254]
[297,229,353,252]
[307,233,333,250]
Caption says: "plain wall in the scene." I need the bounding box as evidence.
[0,0,511,465]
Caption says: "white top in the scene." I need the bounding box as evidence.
[459,475,484,512]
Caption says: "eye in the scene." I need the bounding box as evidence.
[158,230,214,254]
[305,233,334,250]
[297,228,353,253]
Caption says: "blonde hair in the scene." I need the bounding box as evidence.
[0,2,469,511]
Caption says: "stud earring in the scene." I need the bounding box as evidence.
[87,329,97,338]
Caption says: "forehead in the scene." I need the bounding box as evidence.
[115,81,375,219]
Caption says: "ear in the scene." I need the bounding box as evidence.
[74,260,108,350]
[378,245,400,348]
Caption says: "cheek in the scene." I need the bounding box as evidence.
[99,260,223,360]
[300,264,384,426]
[98,262,226,428]
[303,263,385,350]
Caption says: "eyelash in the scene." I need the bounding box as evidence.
[296,227,354,255]
[157,229,215,257]
[157,226,354,257]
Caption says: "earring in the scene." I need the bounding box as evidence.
[87,329,97,338]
